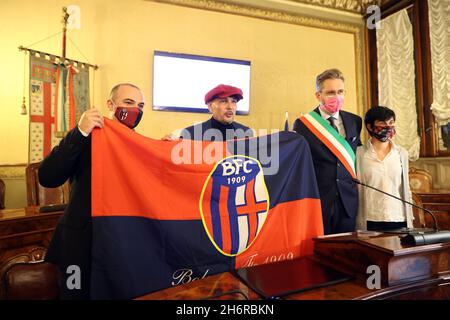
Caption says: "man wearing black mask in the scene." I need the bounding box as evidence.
[38,83,145,299]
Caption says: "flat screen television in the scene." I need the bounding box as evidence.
[152,51,251,114]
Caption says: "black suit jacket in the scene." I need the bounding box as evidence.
[38,127,92,299]
[293,108,362,224]
[182,117,253,141]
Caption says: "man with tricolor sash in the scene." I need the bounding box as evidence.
[293,69,362,234]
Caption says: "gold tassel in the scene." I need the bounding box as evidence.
[21,51,27,115]
[20,97,27,115]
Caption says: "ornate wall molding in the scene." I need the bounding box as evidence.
[289,0,389,14]
[0,165,26,180]
[151,0,368,117]
[153,0,360,31]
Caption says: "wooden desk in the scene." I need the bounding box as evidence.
[0,207,62,264]
[415,190,450,203]
[137,232,450,300]
[136,272,260,300]
[313,232,450,286]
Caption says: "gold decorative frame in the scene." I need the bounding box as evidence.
[0,165,26,180]
[289,0,389,14]
[150,0,368,116]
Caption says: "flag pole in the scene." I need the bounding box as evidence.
[284,111,289,131]
[62,7,69,59]
[18,46,98,70]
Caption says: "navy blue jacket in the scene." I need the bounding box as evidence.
[38,127,92,299]
[293,108,362,232]
[182,117,253,141]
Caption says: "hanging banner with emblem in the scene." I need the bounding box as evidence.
[28,54,89,162]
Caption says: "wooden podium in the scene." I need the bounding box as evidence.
[313,231,450,287]
[138,232,450,300]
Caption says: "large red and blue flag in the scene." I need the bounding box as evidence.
[90,120,323,299]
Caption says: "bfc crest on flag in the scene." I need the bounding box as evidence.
[200,156,269,256]
[90,120,324,299]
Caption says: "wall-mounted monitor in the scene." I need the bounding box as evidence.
[152,51,251,114]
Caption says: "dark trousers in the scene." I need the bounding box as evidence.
[323,196,356,235]
[367,221,407,232]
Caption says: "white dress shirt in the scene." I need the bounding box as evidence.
[77,113,89,137]
[357,140,405,222]
[318,108,347,138]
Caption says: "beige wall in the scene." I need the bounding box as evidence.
[0,0,363,208]
[0,0,359,165]
[0,165,27,208]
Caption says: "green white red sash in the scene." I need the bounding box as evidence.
[299,111,356,178]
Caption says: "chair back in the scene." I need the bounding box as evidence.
[409,167,433,193]
[411,193,426,228]
[26,162,69,206]
[0,178,5,209]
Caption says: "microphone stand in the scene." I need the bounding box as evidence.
[353,178,450,246]
[353,178,439,231]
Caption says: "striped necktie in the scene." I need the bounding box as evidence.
[328,116,339,134]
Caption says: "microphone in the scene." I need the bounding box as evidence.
[352,178,438,231]
[352,178,450,246]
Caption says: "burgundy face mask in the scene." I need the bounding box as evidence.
[114,107,143,129]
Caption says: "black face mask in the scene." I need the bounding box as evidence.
[369,125,395,142]
[114,107,143,129]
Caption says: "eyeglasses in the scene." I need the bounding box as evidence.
[321,89,346,98]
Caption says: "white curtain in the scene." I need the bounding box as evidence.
[377,10,420,160]
[428,0,450,126]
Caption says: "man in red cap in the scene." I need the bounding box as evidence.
[163,84,253,141]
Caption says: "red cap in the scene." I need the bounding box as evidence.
[204,84,243,104]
